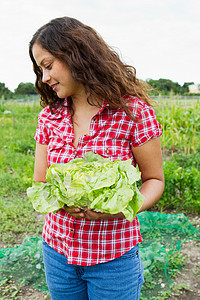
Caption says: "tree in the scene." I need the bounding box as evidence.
[0,82,13,99]
[14,82,37,95]
[147,79,182,95]
[181,82,194,94]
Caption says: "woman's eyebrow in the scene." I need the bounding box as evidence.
[39,57,52,67]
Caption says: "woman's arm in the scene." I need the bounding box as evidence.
[132,137,165,213]
[33,142,48,183]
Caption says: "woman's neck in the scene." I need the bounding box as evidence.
[71,92,102,114]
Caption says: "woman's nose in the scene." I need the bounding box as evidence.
[42,70,51,83]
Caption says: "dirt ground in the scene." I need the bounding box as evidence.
[0,213,199,300]
[16,288,51,300]
[169,240,200,300]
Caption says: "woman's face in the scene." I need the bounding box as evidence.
[32,43,84,99]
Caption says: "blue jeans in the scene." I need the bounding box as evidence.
[42,239,144,300]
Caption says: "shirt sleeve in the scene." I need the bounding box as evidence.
[34,111,50,145]
[130,101,162,147]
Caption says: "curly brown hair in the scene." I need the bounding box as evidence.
[29,17,153,116]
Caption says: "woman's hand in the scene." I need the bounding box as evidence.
[63,205,86,219]
[84,209,124,220]
[63,205,124,220]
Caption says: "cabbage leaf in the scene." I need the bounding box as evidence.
[27,152,144,221]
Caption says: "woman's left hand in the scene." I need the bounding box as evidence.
[84,209,124,220]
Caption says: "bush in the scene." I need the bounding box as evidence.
[156,153,200,213]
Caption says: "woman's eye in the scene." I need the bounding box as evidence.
[45,64,52,70]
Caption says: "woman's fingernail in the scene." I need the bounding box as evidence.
[75,208,80,212]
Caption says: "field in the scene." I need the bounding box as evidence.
[0,97,199,299]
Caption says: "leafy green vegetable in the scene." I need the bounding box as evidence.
[27,152,144,221]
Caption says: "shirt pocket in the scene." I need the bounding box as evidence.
[47,138,67,165]
[90,138,133,162]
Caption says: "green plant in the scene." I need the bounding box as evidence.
[168,249,186,277]
[172,283,190,297]
[0,277,25,299]
[155,99,200,155]
[0,100,6,112]
[27,152,144,221]
[155,153,200,213]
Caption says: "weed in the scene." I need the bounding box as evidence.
[168,249,186,278]
[172,283,191,297]
[0,276,50,299]
[0,277,24,299]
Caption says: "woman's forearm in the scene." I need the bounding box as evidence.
[137,178,165,213]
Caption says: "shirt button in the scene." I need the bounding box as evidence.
[74,151,77,155]
[106,149,109,153]
[93,118,97,122]
[70,229,74,233]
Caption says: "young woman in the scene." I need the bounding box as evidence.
[29,17,164,300]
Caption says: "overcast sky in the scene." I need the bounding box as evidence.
[0,0,199,91]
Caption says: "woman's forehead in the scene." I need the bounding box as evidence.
[32,43,53,66]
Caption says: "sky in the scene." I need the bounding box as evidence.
[0,0,199,92]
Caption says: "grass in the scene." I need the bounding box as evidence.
[0,100,43,247]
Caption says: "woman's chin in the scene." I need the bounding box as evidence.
[56,91,68,99]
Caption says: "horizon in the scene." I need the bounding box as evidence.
[2,78,199,94]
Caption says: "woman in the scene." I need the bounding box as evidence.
[29,17,164,300]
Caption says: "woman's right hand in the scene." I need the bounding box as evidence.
[63,205,86,219]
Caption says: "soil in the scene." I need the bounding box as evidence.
[0,211,199,300]
[13,286,51,300]
[168,240,200,300]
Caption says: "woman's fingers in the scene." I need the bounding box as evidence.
[63,205,85,218]
[63,206,124,220]
[85,210,124,220]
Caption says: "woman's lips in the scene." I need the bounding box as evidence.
[51,83,59,91]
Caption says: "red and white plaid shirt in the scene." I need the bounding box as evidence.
[34,95,162,266]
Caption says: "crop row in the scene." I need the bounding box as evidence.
[154,98,200,155]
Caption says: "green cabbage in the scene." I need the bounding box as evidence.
[27,152,144,221]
